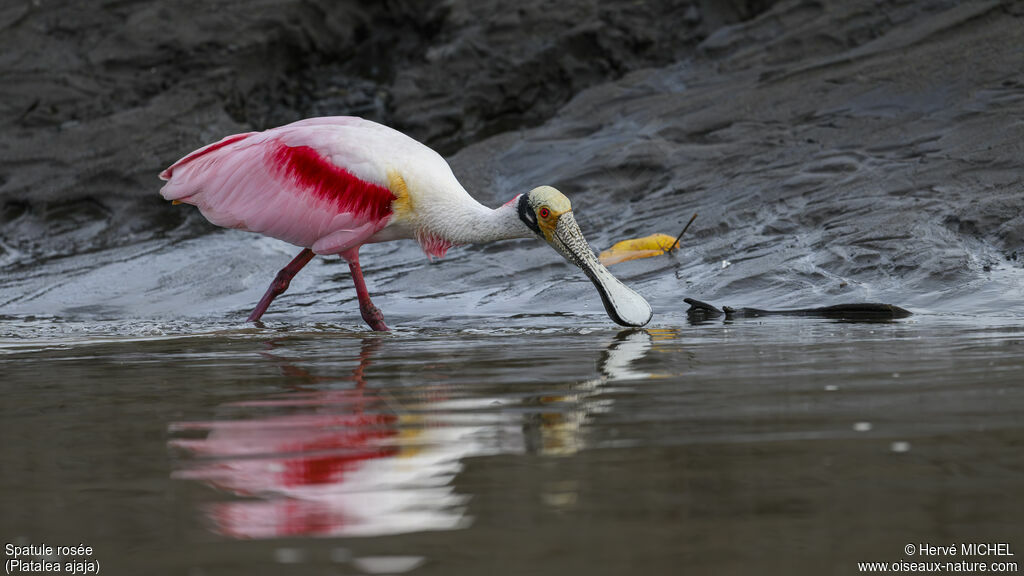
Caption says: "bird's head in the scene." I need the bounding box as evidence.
[516,186,653,327]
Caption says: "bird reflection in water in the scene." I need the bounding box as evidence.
[168,330,664,539]
[522,329,656,456]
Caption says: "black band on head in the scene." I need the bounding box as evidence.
[517,193,541,235]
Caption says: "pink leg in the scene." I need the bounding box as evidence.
[247,248,315,322]
[341,247,389,331]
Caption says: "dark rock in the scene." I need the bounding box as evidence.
[0,0,775,266]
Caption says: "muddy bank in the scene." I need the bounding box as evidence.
[0,0,1022,322]
[0,0,768,265]
[449,1,1024,312]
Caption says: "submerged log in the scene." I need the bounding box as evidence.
[684,298,911,321]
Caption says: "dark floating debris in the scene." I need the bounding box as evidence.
[684,298,912,322]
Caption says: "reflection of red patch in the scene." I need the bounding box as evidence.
[209,499,347,539]
[285,446,399,486]
[172,412,400,486]
[280,414,399,487]
[194,411,401,538]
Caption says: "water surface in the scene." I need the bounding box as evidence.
[2,316,1021,575]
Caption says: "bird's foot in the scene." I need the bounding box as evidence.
[360,303,390,332]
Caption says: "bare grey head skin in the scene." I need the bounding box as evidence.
[516,186,653,327]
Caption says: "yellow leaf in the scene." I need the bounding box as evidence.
[599,233,679,266]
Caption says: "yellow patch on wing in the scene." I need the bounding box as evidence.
[388,169,415,220]
[598,233,680,266]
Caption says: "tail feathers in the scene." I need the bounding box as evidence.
[159,131,258,202]
[159,131,257,181]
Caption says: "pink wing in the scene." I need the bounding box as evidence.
[159,117,398,255]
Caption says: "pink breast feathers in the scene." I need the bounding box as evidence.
[267,139,396,222]
[417,230,457,260]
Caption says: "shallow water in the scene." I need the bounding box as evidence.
[2,316,1021,575]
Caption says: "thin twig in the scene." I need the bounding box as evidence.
[670,213,698,251]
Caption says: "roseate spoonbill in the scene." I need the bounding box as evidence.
[159,116,652,330]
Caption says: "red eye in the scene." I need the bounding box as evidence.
[539,207,550,219]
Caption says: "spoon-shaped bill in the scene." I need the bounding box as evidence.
[549,213,653,327]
